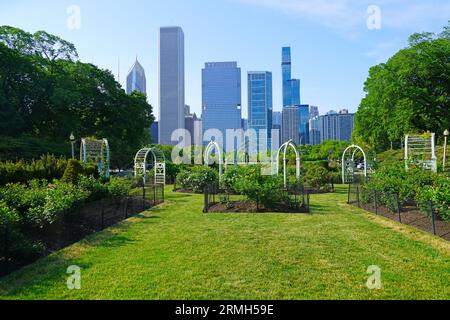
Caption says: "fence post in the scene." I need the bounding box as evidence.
[347,184,351,204]
[373,190,378,215]
[3,223,9,275]
[356,186,360,208]
[101,198,105,230]
[203,186,209,213]
[153,184,157,206]
[395,193,402,223]
[142,184,146,211]
[162,184,165,202]
[429,201,437,236]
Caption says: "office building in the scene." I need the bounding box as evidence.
[201,62,242,148]
[150,121,159,144]
[248,71,273,150]
[282,106,300,144]
[298,104,310,144]
[158,26,185,146]
[282,47,301,107]
[310,106,319,119]
[126,58,146,95]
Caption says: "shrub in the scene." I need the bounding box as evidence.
[0,155,68,186]
[416,175,450,221]
[233,166,287,210]
[61,159,83,184]
[302,165,332,192]
[176,167,219,193]
[106,177,133,197]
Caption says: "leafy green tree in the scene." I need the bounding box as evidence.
[354,22,450,151]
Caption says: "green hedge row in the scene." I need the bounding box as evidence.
[0,156,98,186]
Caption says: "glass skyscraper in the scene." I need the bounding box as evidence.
[282,47,301,107]
[248,71,273,150]
[298,104,310,144]
[126,58,146,95]
[202,62,242,149]
[158,26,185,146]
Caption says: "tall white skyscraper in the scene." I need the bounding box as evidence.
[126,58,146,95]
[158,26,185,146]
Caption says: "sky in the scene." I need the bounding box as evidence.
[1,0,449,120]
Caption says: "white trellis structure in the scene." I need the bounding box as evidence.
[405,133,437,173]
[134,147,166,185]
[341,145,367,184]
[80,138,110,179]
[204,141,223,179]
[276,140,301,188]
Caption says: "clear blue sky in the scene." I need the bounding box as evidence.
[1,0,449,119]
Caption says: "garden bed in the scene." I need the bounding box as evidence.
[207,201,310,214]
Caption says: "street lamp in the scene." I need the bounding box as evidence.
[70,133,76,159]
[444,129,449,171]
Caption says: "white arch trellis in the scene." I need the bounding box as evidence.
[80,138,110,179]
[405,133,437,173]
[134,147,166,185]
[276,140,301,188]
[204,141,223,179]
[341,145,367,184]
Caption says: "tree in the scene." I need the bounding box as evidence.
[0,26,154,169]
[354,22,450,152]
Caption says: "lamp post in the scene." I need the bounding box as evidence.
[444,129,449,171]
[70,133,76,159]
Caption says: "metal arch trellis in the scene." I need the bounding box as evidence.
[134,147,166,185]
[204,141,223,180]
[405,133,437,173]
[80,138,110,179]
[341,145,367,184]
[276,140,301,189]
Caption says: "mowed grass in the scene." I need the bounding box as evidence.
[0,186,449,300]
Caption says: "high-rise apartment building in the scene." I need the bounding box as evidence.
[319,110,355,142]
[158,26,185,146]
[201,62,242,148]
[309,117,322,145]
[248,71,273,150]
[309,106,319,119]
[126,58,146,95]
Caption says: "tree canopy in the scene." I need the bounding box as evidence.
[354,22,450,152]
[0,26,154,168]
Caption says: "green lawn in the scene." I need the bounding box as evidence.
[0,186,449,300]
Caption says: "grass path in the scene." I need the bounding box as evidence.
[0,186,449,300]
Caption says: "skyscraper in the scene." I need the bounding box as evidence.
[319,109,355,142]
[272,111,282,146]
[298,104,310,144]
[310,106,319,119]
[185,106,202,147]
[126,58,146,95]
[248,71,273,150]
[282,106,300,144]
[282,47,301,107]
[158,26,185,146]
[309,116,322,145]
[202,62,242,149]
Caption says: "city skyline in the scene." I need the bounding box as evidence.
[2,1,448,120]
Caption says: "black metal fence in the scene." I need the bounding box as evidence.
[0,183,164,277]
[203,184,310,214]
[347,184,450,240]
